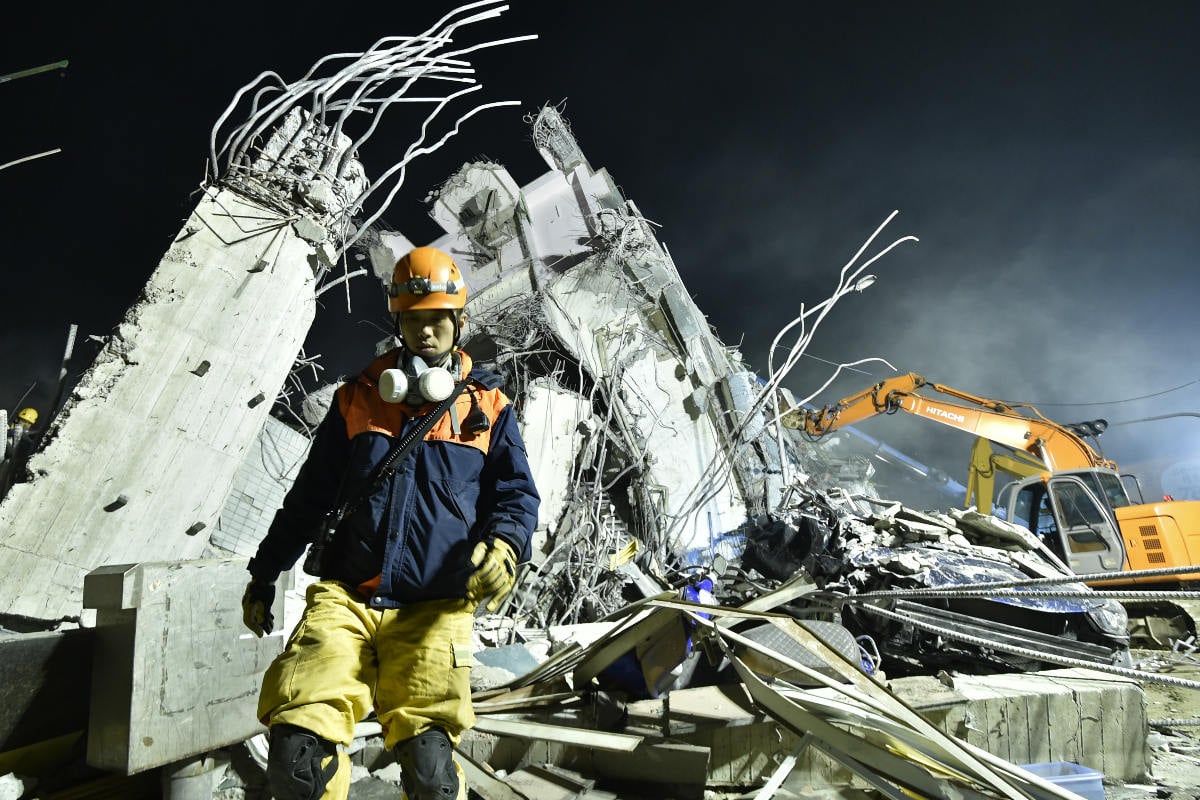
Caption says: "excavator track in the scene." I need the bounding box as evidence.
[1124,599,1200,649]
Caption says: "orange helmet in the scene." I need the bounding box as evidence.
[388,247,467,313]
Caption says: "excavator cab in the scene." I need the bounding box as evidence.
[791,372,1200,588]
[1000,472,1126,574]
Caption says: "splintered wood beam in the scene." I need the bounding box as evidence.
[470,717,643,752]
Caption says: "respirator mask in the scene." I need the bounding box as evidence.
[379,353,457,406]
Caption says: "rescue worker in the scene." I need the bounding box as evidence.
[241,246,539,800]
[0,407,38,498]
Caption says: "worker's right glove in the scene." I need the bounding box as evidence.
[466,538,517,612]
[241,578,276,637]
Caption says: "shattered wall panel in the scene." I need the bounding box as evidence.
[389,109,809,625]
[520,381,592,544]
[212,416,311,557]
[506,250,748,559]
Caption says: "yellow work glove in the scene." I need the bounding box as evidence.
[241,578,275,637]
[466,538,517,612]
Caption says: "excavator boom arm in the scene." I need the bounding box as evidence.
[784,373,1114,472]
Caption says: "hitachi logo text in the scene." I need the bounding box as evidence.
[925,406,966,423]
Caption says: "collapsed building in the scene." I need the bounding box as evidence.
[1,4,1195,799]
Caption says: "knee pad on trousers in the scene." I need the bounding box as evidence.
[266,723,339,800]
[394,727,459,799]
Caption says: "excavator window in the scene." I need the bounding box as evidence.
[1035,494,1060,543]
[1010,483,1068,562]
[1009,487,1036,531]
[1051,481,1111,553]
[1085,471,1131,510]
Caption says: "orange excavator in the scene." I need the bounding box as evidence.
[780,373,1200,586]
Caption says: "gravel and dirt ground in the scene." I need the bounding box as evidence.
[1107,648,1200,800]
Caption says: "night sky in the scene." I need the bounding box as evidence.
[3,2,1198,501]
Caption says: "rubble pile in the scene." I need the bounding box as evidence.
[390,105,834,632]
[6,11,1199,799]
[203,570,1138,800]
[736,491,1133,675]
[260,102,1158,796]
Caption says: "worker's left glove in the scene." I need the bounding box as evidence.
[466,538,517,612]
[241,579,276,637]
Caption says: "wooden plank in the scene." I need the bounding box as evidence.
[473,679,578,713]
[471,717,643,752]
[730,656,1006,800]
[455,749,531,800]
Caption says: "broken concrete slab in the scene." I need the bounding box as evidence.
[942,668,1149,782]
[82,559,282,773]
[471,717,642,752]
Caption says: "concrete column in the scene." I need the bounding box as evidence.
[161,755,225,800]
[0,110,364,624]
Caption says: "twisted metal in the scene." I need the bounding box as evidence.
[855,563,1200,598]
[207,1,534,255]
[851,601,1200,690]
[852,587,1200,602]
[661,212,919,551]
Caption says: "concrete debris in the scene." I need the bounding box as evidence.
[348,103,1153,797]
[2,15,1191,798]
[0,774,26,800]
[765,490,1134,674]
[181,589,1148,798]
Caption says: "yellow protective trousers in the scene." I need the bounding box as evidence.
[258,580,476,796]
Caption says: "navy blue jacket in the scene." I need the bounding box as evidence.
[249,349,539,608]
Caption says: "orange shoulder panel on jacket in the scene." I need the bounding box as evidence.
[337,349,508,454]
[425,385,509,454]
[339,349,410,439]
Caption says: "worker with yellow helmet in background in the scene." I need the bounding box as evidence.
[242,247,540,800]
[1,407,39,499]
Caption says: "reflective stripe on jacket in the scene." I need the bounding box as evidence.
[250,348,540,608]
